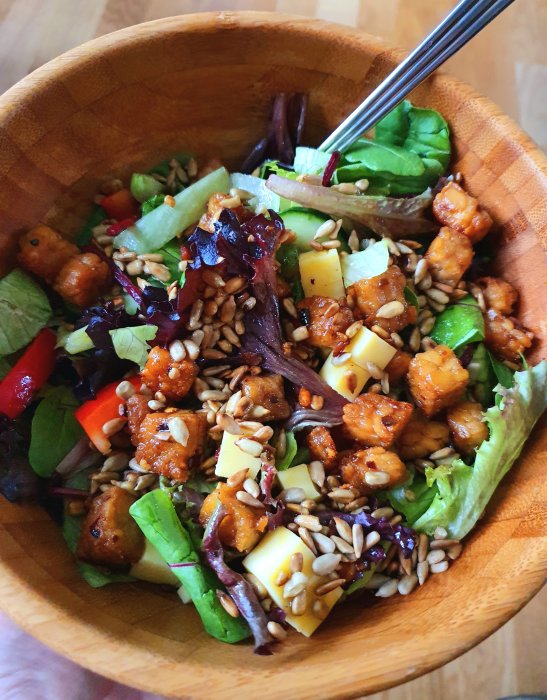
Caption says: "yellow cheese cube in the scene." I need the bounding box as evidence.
[299,249,345,300]
[129,539,179,586]
[243,527,342,637]
[277,464,320,501]
[320,353,369,401]
[347,326,397,370]
[215,431,261,479]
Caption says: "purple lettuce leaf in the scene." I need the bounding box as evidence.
[317,510,417,559]
[241,93,307,172]
[260,463,278,506]
[202,503,274,654]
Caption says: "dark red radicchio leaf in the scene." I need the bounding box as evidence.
[317,510,417,559]
[240,219,347,430]
[0,416,39,503]
[202,503,274,654]
[241,93,307,173]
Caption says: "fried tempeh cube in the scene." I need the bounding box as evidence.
[76,486,144,569]
[447,401,488,455]
[53,252,111,307]
[126,393,151,446]
[349,265,417,334]
[476,276,518,315]
[18,225,79,284]
[432,181,493,243]
[135,410,208,482]
[398,413,450,459]
[142,346,198,400]
[200,483,267,553]
[408,344,469,416]
[307,426,338,470]
[384,350,412,385]
[343,393,413,449]
[484,309,533,362]
[340,447,407,494]
[240,373,291,421]
[296,296,354,349]
[425,226,473,287]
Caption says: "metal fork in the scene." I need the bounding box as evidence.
[319,0,515,153]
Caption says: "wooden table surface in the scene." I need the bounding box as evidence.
[0,1,545,699]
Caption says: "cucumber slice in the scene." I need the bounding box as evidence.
[280,208,349,252]
[114,167,230,254]
[280,208,329,251]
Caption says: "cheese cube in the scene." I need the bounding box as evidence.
[299,249,345,300]
[320,353,370,401]
[215,431,261,479]
[347,326,397,371]
[129,539,179,586]
[277,464,320,501]
[243,527,343,637]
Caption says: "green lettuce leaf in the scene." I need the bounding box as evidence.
[130,490,249,643]
[0,269,52,355]
[388,476,437,524]
[0,358,11,380]
[29,386,84,478]
[413,361,547,539]
[431,295,485,351]
[276,432,298,471]
[110,325,158,368]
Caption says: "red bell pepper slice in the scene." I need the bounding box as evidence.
[100,188,139,221]
[0,329,57,419]
[75,375,141,454]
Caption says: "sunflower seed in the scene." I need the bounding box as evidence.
[294,514,322,532]
[376,300,405,318]
[308,461,325,488]
[283,571,308,599]
[365,471,391,487]
[430,538,460,550]
[235,437,263,457]
[418,533,429,563]
[417,560,429,585]
[216,412,242,435]
[243,478,260,499]
[281,487,306,504]
[267,621,287,640]
[312,553,342,576]
[375,579,399,598]
[333,517,353,544]
[168,417,189,446]
[235,491,265,509]
[102,417,126,437]
[427,549,446,565]
[311,532,336,554]
[365,531,381,551]
[115,380,136,400]
[331,536,354,555]
[315,578,345,596]
[398,574,418,596]
[297,526,317,554]
[430,560,449,574]
[226,468,248,488]
[291,590,308,616]
[447,543,463,560]
[216,590,239,617]
[290,552,304,573]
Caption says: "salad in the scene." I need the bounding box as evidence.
[0,95,545,654]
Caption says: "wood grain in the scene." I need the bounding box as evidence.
[0,0,545,151]
[0,9,545,700]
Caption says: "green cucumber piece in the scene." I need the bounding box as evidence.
[280,208,329,251]
[280,208,349,252]
[114,167,230,254]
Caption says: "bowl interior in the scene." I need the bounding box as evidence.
[0,12,545,700]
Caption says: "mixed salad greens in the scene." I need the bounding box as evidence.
[0,95,544,654]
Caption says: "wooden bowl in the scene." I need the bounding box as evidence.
[0,12,545,699]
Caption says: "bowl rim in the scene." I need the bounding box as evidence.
[0,11,545,699]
